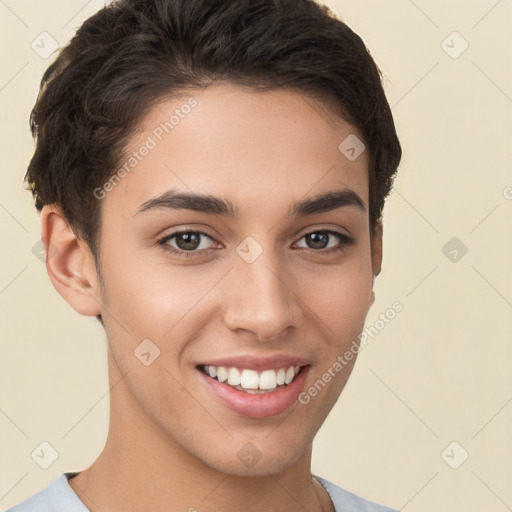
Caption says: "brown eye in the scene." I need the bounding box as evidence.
[174,232,202,250]
[304,232,330,249]
[295,230,354,252]
[157,230,216,255]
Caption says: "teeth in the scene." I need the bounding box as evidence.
[240,369,259,389]
[217,366,227,383]
[284,366,295,384]
[227,367,241,386]
[201,364,302,392]
[259,369,277,390]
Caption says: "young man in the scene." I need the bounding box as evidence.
[8,0,401,511]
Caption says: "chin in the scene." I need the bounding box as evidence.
[197,430,310,478]
[205,450,302,478]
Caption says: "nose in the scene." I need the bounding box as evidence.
[223,250,303,342]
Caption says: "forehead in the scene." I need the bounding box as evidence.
[101,83,369,218]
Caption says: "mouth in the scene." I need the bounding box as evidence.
[198,364,304,394]
[196,363,311,418]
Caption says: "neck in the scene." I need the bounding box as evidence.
[67,356,334,512]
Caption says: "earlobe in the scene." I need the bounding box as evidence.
[41,205,102,317]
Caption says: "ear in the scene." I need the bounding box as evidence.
[41,204,102,317]
[370,219,383,293]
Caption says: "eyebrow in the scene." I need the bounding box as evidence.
[134,187,365,218]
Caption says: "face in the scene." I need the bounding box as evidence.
[77,83,381,476]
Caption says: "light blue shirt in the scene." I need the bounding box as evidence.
[5,472,399,512]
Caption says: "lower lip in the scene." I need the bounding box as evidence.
[198,366,310,419]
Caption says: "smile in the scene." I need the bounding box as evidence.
[200,364,302,394]
[197,363,311,418]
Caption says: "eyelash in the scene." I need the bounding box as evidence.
[156,229,355,258]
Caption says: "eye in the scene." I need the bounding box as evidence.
[156,228,355,258]
[294,230,354,252]
[157,230,217,256]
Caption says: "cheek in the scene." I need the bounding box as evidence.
[300,257,373,337]
[100,245,220,330]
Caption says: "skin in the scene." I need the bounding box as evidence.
[42,83,382,512]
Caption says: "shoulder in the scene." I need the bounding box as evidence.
[4,473,88,512]
[314,474,400,512]
[6,472,398,512]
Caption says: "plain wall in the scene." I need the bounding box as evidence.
[0,1,510,510]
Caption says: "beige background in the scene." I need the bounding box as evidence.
[1,1,511,510]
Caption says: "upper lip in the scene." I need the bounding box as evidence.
[197,354,311,371]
